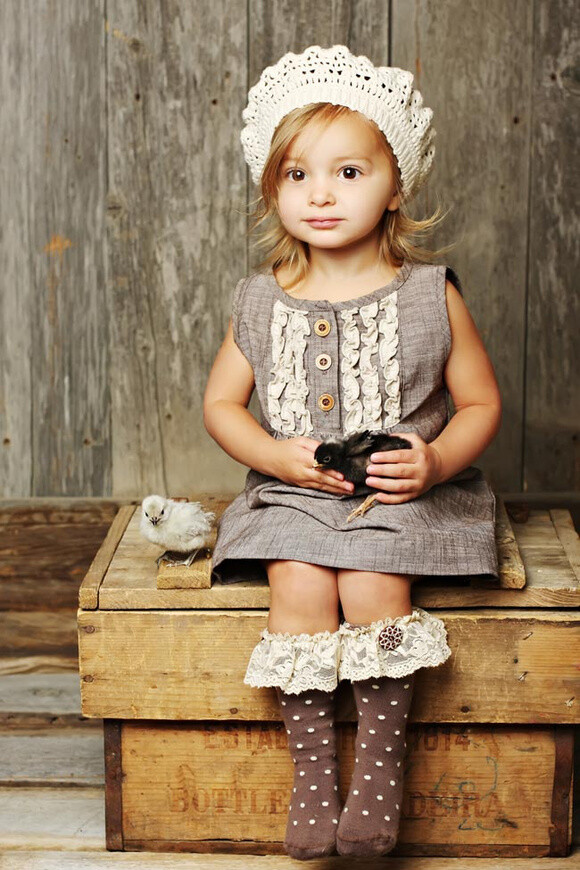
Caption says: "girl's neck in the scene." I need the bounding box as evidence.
[276,247,403,301]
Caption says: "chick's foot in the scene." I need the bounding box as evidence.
[156,548,202,567]
[347,494,379,523]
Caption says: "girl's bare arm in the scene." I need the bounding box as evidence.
[204,320,353,494]
[203,319,280,475]
[429,281,502,483]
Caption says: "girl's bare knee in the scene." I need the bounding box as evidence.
[337,570,416,623]
[263,559,339,634]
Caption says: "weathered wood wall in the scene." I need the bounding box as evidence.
[1,0,578,498]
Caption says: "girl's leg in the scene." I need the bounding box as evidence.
[265,559,340,634]
[335,570,448,857]
[245,560,342,860]
[337,569,417,623]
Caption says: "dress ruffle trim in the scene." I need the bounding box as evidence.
[267,299,314,437]
[266,291,401,439]
[243,627,342,694]
[338,607,451,681]
[340,292,402,436]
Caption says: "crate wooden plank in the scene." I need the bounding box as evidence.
[494,498,526,588]
[551,509,580,581]
[79,505,136,609]
[1,852,576,869]
[96,507,578,610]
[156,527,218,590]
[78,609,579,724]
[114,721,571,857]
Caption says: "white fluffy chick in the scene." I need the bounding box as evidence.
[140,495,215,567]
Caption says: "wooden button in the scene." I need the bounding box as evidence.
[317,393,335,411]
[315,353,331,370]
[314,318,331,337]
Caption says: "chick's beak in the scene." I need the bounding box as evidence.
[312,460,323,468]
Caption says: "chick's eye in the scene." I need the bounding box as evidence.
[145,512,149,518]
[160,509,164,515]
[323,454,331,463]
[339,166,362,180]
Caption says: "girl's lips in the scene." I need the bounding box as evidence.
[306,219,343,227]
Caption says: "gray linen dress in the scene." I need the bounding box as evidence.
[211,260,499,584]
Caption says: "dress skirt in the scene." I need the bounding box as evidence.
[211,466,499,585]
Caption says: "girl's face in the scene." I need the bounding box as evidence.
[276,112,399,250]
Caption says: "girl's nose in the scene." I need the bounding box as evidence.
[309,185,336,205]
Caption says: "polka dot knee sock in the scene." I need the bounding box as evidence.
[336,673,415,857]
[276,686,341,860]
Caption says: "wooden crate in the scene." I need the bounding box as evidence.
[78,497,579,857]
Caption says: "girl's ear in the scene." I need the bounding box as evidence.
[386,191,400,212]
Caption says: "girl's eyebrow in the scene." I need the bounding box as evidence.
[282,155,372,166]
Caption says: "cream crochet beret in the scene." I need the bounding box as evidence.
[240,44,436,202]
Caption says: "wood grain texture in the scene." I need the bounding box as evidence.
[104,720,124,850]
[78,504,135,609]
[118,721,567,854]
[0,1,110,496]
[1,2,577,499]
[550,508,580,581]
[92,504,579,609]
[2,850,578,867]
[524,0,580,490]
[77,608,580,723]
[392,0,532,492]
[494,498,526,587]
[106,1,248,497]
[0,611,79,674]
[0,3,33,496]
[0,786,105,850]
[0,729,104,786]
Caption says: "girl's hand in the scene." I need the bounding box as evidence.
[364,432,442,504]
[268,436,355,495]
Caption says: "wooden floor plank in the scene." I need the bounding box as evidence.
[0,674,81,719]
[0,610,78,675]
[0,787,104,849]
[0,729,103,785]
[0,847,578,868]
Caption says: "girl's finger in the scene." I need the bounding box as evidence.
[312,466,350,485]
[374,492,412,504]
[366,462,414,477]
[367,476,417,492]
[300,438,321,452]
[370,450,414,464]
[313,471,353,493]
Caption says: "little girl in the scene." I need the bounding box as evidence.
[204,44,501,860]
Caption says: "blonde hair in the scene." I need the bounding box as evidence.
[243,102,456,291]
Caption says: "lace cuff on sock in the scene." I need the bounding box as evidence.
[244,627,341,694]
[338,607,451,681]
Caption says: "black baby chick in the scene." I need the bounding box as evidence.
[312,429,412,522]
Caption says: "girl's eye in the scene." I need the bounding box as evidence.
[284,166,362,182]
[286,168,305,182]
[339,166,362,180]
